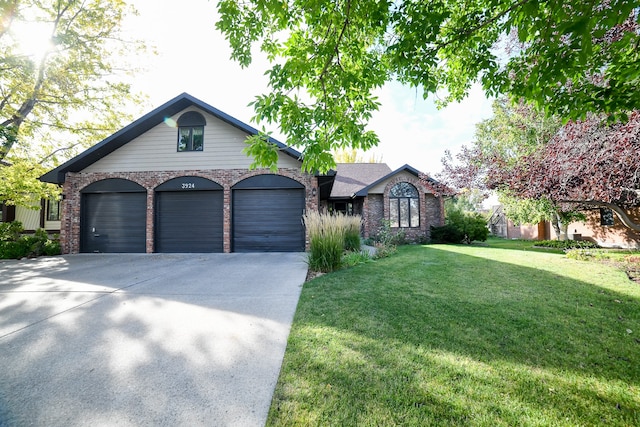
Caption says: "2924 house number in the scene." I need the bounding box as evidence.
[181,182,196,189]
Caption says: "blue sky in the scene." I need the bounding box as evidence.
[123,0,494,176]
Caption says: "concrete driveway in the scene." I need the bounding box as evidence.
[0,253,308,426]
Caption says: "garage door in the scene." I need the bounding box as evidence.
[233,175,305,252]
[81,179,147,253]
[155,177,223,253]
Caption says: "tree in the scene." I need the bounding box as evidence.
[216,0,639,172]
[439,97,584,239]
[332,147,383,163]
[441,98,640,235]
[491,110,640,231]
[0,0,146,207]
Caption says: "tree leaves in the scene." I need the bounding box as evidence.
[0,0,147,205]
[217,0,640,171]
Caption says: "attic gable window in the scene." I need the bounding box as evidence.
[177,111,206,152]
[389,182,419,228]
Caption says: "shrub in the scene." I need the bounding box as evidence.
[535,239,599,250]
[43,238,62,256]
[0,221,24,242]
[430,224,464,244]
[0,227,61,259]
[370,220,406,246]
[431,210,489,244]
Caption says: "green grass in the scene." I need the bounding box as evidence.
[268,240,640,426]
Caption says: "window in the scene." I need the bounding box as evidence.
[46,200,61,221]
[389,182,419,228]
[331,201,354,215]
[177,111,205,152]
[600,208,614,226]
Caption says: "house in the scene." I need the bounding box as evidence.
[488,204,640,249]
[39,93,444,254]
[1,161,61,234]
[487,205,544,240]
[325,163,445,241]
[546,207,640,249]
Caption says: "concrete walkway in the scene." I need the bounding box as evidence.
[0,253,308,426]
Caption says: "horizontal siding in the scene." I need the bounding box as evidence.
[84,107,301,173]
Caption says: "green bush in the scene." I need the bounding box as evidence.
[0,226,61,259]
[430,224,464,243]
[342,250,372,268]
[43,238,62,256]
[369,220,406,246]
[431,210,489,244]
[0,221,24,241]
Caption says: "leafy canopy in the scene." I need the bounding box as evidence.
[216,0,640,172]
[0,0,146,206]
[440,97,640,233]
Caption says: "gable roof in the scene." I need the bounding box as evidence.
[39,93,302,184]
[353,164,440,197]
[329,163,392,198]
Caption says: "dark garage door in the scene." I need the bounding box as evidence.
[81,179,147,253]
[155,177,223,253]
[233,175,305,252]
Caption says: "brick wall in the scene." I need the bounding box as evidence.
[378,175,445,242]
[60,168,317,254]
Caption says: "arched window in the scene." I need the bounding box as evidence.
[177,111,205,152]
[389,182,419,228]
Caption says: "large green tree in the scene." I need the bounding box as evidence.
[0,0,145,207]
[216,0,639,172]
[440,97,584,238]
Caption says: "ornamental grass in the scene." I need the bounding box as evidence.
[304,211,362,272]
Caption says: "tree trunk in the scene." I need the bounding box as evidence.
[551,212,565,240]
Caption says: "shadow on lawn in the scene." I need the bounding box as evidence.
[274,245,640,425]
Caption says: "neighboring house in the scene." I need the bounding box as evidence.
[546,207,640,249]
[0,161,61,233]
[39,93,444,254]
[487,205,544,240]
[488,204,640,248]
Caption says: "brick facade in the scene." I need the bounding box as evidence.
[360,175,445,242]
[60,168,318,254]
[362,194,384,238]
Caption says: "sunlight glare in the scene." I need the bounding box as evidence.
[10,17,55,62]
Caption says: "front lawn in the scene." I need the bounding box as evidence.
[268,241,640,426]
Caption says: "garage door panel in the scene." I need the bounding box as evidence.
[155,191,223,253]
[233,189,305,252]
[81,193,146,253]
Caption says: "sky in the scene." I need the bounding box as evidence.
[120,0,494,176]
